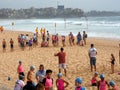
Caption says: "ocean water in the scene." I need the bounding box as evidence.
[0,16,120,39]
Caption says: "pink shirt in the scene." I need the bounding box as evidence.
[18,65,24,73]
[91,78,97,84]
[99,81,107,90]
[45,78,53,90]
[57,79,64,90]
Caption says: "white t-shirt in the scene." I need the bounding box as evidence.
[14,80,25,90]
[36,70,46,82]
[89,48,97,57]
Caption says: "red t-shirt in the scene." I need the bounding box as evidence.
[55,52,66,64]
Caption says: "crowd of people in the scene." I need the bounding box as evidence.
[1,30,88,52]
[13,47,119,90]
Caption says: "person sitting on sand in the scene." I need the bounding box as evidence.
[91,72,99,86]
[17,60,25,76]
[42,69,53,90]
[75,77,86,90]
[36,64,46,83]
[2,39,6,52]
[97,74,109,90]
[10,38,14,51]
[56,73,69,90]
[109,80,118,90]
[110,54,115,74]
[14,75,25,90]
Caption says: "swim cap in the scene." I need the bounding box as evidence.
[100,74,105,78]
[58,73,62,77]
[30,65,35,70]
[81,87,86,90]
[109,80,115,86]
[94,71,98,75]
[75,78,82,84]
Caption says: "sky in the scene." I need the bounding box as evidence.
[0,0,120,11]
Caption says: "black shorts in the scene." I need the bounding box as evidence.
[3,45,6,48]
[19,72,25,76]
[92,83,97,86]
[11,44,13,48]
[90,57,96,66]
[111,60,115,65]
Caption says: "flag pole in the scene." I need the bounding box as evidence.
[119,43,120,64]
[55,23,56,34]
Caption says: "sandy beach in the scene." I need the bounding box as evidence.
[0,30,120,90]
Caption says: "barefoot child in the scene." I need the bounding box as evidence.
[56,73,69,90]
[97,74,109,90]
[91,72,99,86]
[42,69,53,90]
[110,54,115,74]
[17,60,24,76]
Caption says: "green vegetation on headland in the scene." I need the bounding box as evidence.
[0,7,120,19]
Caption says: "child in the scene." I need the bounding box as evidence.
[56,73,69,90]
[109,80,118,90]
[110,54,115,74]
[14,75,25,90]
[36,83,45,90]
[17,60,25,76]
[91,72,99,86]
[97,74,109,90]
[75,77,86,90]
[42,69,53,90]
[2,39,6,52]
[10,38,14,51]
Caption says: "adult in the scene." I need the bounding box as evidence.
[88,44,97,72]
[54,47,67,76]
[36,64,46,83]
[83,31,87,45]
